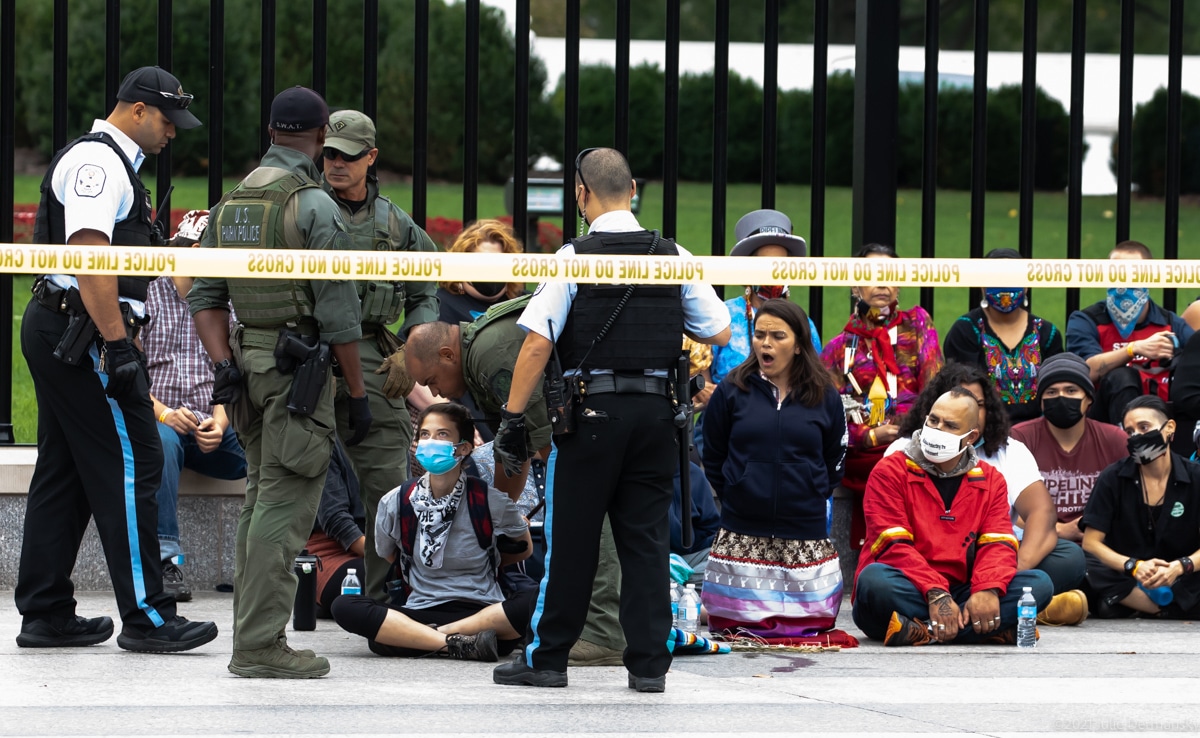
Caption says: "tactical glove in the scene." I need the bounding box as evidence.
[102,339,148,400]
[211,359,244,406]
[375,346,416,399]
[494,405,531,477]
[346,395,373,446]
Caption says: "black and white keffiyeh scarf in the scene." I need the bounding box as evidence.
[410,475,466,569]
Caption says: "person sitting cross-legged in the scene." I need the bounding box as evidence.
[330,403,535,660]
[1080,395,1200,619]
[853,389,1053,645]
[888,361,1088,625]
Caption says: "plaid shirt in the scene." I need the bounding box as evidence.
[142,276,226,423]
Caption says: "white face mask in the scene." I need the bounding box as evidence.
[920,425,973,464]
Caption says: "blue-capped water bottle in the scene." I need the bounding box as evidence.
[1017,586,1037,649]
[341,568,362,596]
[669,580,681,628]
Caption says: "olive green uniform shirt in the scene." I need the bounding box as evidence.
[188,144,362,345]
[462,314,553,452]
[321,175,440,337]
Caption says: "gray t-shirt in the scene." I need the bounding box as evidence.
[376,479,527,609]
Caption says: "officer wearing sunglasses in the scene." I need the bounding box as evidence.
[319,109,441,602]
[19,66,217,655]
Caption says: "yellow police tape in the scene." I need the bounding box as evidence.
[3,242,1200,288]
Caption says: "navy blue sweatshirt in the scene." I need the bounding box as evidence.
[702,374,846,540]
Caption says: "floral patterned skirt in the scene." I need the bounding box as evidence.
[701,529,843,639]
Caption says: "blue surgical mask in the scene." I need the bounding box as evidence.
[415,439,462,475]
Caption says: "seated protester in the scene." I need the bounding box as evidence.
[1066,240,1193,424]
[1081,396,1200,619]
[304,440,366,618]
[143,210,246,601]
[330,403,534,661]
[887,362,1086,624]
[670,460,721,588]
[1168,329,1200,459]
[1010,353,1129,545]
[942,248,1063,424]
[853,390,1053,645]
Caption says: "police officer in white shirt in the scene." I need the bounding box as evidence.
[16,66,218,653]
[491,148,731,692]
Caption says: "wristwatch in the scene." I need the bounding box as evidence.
[1123,557,1138,577]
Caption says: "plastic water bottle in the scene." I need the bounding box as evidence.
[341,568,362,596]
[1017,586,1037,649]
[679,583,700,633]
[669,581,681,628]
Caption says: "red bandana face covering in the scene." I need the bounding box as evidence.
[751,285,789,301]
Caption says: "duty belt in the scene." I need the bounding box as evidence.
[581,373,671,397]
[31,278,71,313]
[240,324,318,350]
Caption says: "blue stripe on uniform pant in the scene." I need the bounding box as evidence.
[524,441,558,663]
[93,345,165,628]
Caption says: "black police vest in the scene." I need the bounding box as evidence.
[558,230,683,372]
[33,132,154,302]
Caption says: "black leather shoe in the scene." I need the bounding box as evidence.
[117,616,218,653]
[492,659,567,688]
[628,673,666,693]
[16,615,114,648]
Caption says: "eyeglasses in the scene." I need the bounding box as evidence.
[574,147,600,192]
[136,83,194,110]
[323,148,370,163]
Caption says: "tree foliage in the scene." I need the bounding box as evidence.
[11,0,559,183]
[1119,87,1200,196]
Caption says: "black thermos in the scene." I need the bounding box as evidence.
[293,553,319,631]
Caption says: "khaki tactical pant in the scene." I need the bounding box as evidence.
[232,348,334,652]
[581,517,627,651]
[334,334,412,601]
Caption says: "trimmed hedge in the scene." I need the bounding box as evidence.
[554,67,1076,190]
[1117,87,1200,196]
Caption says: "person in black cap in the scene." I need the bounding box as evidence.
[189,85,372,679]
[17,66,217,653]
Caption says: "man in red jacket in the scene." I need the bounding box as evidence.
[852,389,1053,645]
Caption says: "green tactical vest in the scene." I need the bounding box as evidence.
[349,196,406,326]
[212,169,321,327]
[460,294,533,402]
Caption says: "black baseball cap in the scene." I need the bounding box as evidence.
[116,66,202,129]
[269,86,330,132]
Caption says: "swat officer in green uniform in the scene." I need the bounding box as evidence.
[321,109,440,602]
[404,296,551,498]
[189,87,373,679]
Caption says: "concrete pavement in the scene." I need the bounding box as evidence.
[1,591,1198,737]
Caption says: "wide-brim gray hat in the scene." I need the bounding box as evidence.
[730,209,807,257]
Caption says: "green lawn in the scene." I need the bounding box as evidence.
[10,176,1200,442]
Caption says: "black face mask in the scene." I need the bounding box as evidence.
[471,281,506,298]
[1127,426,1170,465]
[1042,396,1085,429]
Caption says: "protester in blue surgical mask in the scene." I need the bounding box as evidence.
[330,402,536,662]
[1080,395,1200,620]
[1066,240,1194,425]
[943,248,1064,424]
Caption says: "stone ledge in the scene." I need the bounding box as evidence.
[0,446,246,497]
[0,445,245,591]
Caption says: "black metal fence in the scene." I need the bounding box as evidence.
[0,0,1190,444]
